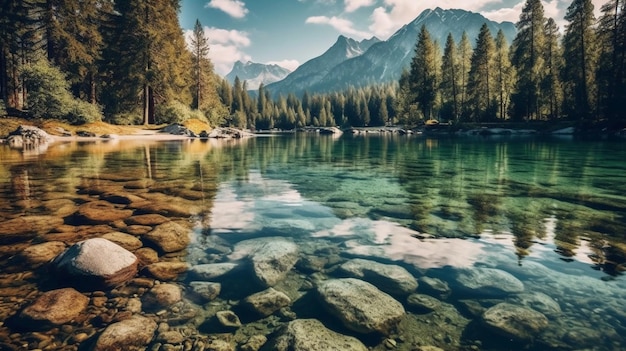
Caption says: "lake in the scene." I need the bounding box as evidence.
[0,133,625,350]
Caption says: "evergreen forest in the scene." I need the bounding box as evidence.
[0,0,625,130]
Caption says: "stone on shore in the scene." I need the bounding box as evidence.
[52,238,139,289]
[18,288,89,329]
[338,258,417,295]
[243,287,291,317]
[454,267,524,296]
[143,221,190,253]
[317,278,405,335]
[93,315,157,351]
[271,319,368,351]
[230,237,299,287]
[482,303,549,342]
[7,125,54,150]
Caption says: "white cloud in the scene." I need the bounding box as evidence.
[184,26,251,76]
[267,59,300,72]
[306,15,371,38]
[206,0,248,19]
[345,0,375,12]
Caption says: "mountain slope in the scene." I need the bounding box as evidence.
[268,8,516,96]
[265,35,380,96]
[225,61,291,88]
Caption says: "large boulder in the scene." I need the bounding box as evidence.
[52,238,139,289]
[454,267,524,296]
[143,221,190,253]
[7,125,54,150]
[317,278,405,335]
[230,237,298,287]
[482,303,549,342]
[337,258,417,295]
[271,319,368,351]
[17,288,88,329]
[93,315,157,351]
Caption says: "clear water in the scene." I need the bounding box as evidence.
[1,134,625,350]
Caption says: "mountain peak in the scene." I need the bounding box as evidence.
[225,61,292,88]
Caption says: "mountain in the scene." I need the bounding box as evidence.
[264,35,380,96]
[267,8,516,96]
[225,61,292,88]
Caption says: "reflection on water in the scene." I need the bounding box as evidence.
[0,134,625,350]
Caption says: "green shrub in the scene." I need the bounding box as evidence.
[110,112,143,125]
[21,58,102,124]
[155,101,208,125]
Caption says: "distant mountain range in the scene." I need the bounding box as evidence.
[225,61,292,88]
[264,7,516,97]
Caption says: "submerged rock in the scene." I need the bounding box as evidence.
[271,319,368,351]
[216,310,242,328]
[337,258,418,295]
[419,276,451,299]
[93,315,157,351]
[317,278,405,335]
[74,200,134,224]
[144,261,188,281]
[52,238,138,289]
[18,241,66,267]
[143,221,190,253]
[507,292,561,317]
[243,287,291,317]
[454,267,524,296]
[0,215,64,244]
[230,237,299,287]
[482,302,548,342]
[142,283,182,310]
[189,281,221,302]
[406,293,441,313]
[18,288,88,329]
[189,262,239,280]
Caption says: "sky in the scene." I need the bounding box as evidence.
[179,0,605,76]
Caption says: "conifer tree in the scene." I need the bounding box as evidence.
[562,0,597,120]
[441,33,459,122]
[596,0,625,121]
[190,19,211,110]
[409,25,438,120]
[542,18,563,120]
[457,32,473,120]
[467,23,496,122]
[510,0,547,120]
[494,30,514,120]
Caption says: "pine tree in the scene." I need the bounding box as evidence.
[562,0,597,121]
[440,33,459,122]
[190,19,211,110]
[542,18,563,120]
[457,32,473,120]
[467,23,496,122]
[409,25,439,121]
[494,30,514,120]
[510,0,547,120]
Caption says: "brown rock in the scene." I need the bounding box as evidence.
[18,241,66,267]
[75,201,134,224]
[142,283,182,310]
[243,288,291,317]
[93,315,157,351]
[144,262,188,281]
[125,214,170,226]
[135,247,159,266]
[101,232,143,251]
[0,216,64,244]
[125,225,153,235]
[19,288,88,328]
[143,222,190,253]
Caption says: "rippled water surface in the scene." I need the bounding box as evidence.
[1,134,625,350]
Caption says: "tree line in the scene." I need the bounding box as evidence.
[1,0,624,130]
[400,0,626,125]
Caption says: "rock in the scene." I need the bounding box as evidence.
[18,288,88,328]
[125,214,170,226]
[18,241,66,267]
[143,221,190,253]
[272,319,368,351]
[482,303,549,342]
[243,287,291,317]
[75,201,134,225]
[406,293,441,313]
[419,276,451,299]
[204,339,235,351]
[507,292,561,317]
[241,335,267,351]
[161,123,196,137]
[189,281,221,301]
[317,278,405,335]
[337,258,417,295]
[101,232,143,251]
[7,125,54,150]
[230,237,298,287]
[189,262,239,280]
[135,247,159,266]
[215,310,242,328]
[93,315,157,351]
[454,267,524,296]
[0,215,64,244]
[144,262,188,281]
[208,127,254,139]
[52,238,139,289]
[142,283,182,310]
[76,130,96,137]
[157,330,184,344]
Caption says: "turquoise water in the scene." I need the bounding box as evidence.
[0,134,625,350]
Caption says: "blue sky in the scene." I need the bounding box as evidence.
[179,0,604,76]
